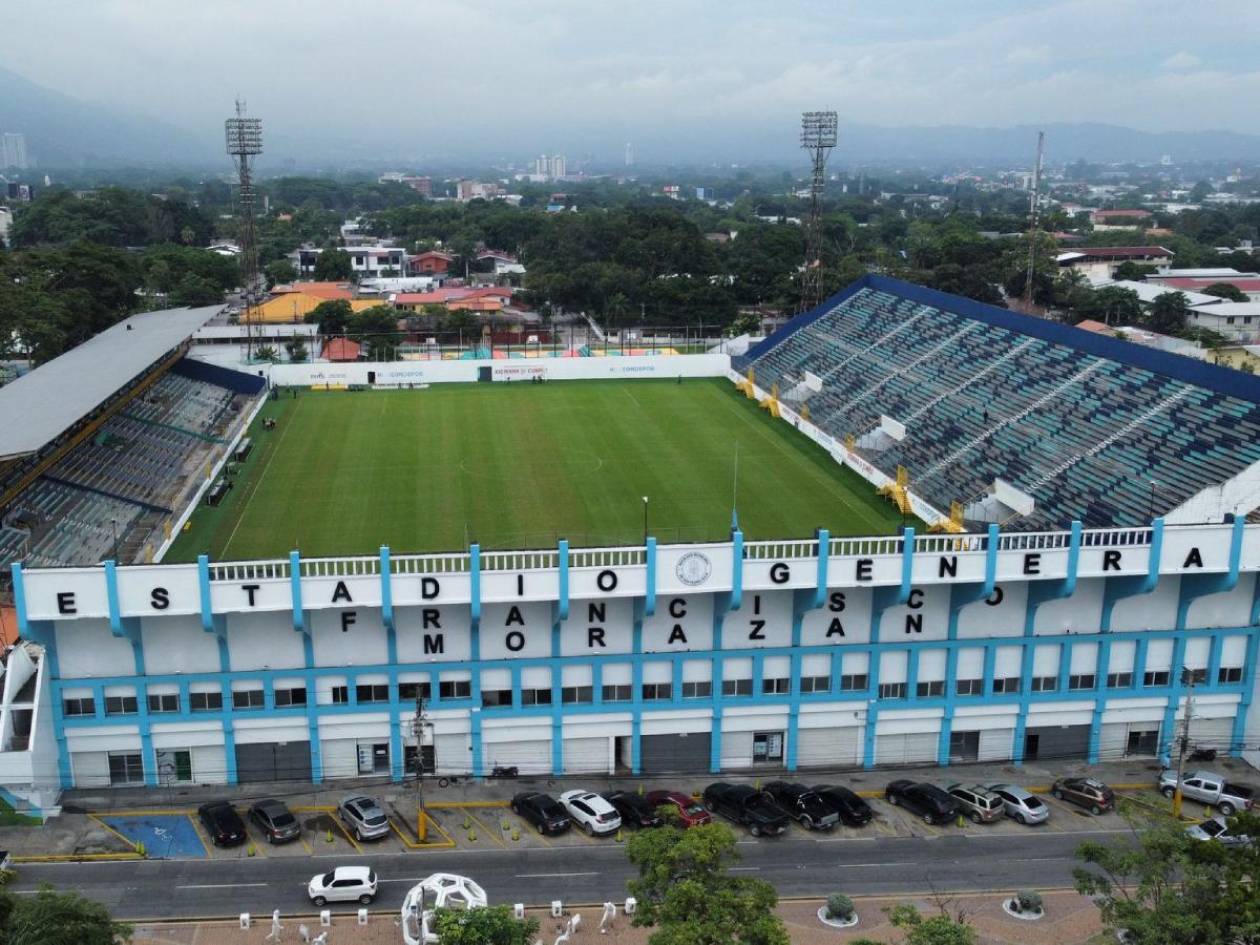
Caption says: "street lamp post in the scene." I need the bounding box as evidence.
[642,496,649,545]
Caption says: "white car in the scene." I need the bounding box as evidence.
[308,865,378,906]
[559,790,621,836]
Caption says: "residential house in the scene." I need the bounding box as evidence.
[1056,246,1174,281]
[411,250,455,275]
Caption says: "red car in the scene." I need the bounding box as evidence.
[645,790,712,828]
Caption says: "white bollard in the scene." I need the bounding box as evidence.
[569,914,581,935]
[240,913,251,929]
[358,908,369,925]
[298,925,310,944]
[551,900,564,918]
[514,903,526,920]
[624,897,637,916]
[600,902,617,934]
[320,910,331,928]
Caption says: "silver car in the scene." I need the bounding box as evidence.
[1186,815,1252,846]
[338,795,391,841]
[988,783,1050,825]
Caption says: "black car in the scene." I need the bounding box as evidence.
[511,791,572,835]
[812,784,874,827]
[198,801,247,847]
[249,798,301,844]
[605,790,665,829]
[702,783,790,837]
[763,781,839,830]
[885,780,960,825]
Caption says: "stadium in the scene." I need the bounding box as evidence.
[1,273,1258,803]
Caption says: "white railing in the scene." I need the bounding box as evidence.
[480,550,559,572]
[913,534,988,555]
[743,539,818,560]
[300,556,380,578]
[830,536,903,557]
[208,559,290,582]
[570,547,645,569]
[1079,527,1153,548]
[390,553,471,575]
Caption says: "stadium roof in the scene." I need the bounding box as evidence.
[0,305,220,461]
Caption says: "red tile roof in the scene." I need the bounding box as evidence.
[322,338,362,361]
[1156,277,1260,291]
[1092,209,1152,218]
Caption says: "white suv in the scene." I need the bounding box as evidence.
[559,790,621,836]
[309,866,378,906]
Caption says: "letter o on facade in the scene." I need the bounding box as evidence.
[505,630,526,652]
[596,569,618,592]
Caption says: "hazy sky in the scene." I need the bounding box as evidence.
[6,0,1260,162]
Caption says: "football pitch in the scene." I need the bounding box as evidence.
[166,378,911,561]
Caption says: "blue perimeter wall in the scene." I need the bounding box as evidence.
[172,357,267,396]
[738,273,1260,406]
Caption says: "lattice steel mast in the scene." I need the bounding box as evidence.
[799,110,838,313]
[226,100,264,360]
[1022,130,1045,309]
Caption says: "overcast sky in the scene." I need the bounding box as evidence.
[5,0,1260,163]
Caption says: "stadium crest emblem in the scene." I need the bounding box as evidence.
[675,552,712,586]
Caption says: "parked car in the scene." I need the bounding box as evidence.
[885,781,960,825]
[812,784,874,827]
[1159,770,1255,816]
[198,801,247,847]
[1186,815,1253,846]
[308,866,378,906]
[559,790,622,836]
[702,783,790,837]
[946,784,1004,824]
[511,791,572,835]
[249,799,301,844]
[338,795,391,842]
[1051,777,1115,815]
[645,790,713,828]
[605,790,664,829]
[987,783,1050,825]
[764,781,839,830]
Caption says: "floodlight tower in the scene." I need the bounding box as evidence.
[226,100,264,359]
[1022,130,1045,309]
[799,110,838,313]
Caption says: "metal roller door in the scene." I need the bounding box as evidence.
[1023,724,1089,762]
[977,728,1014,762]
[563,737,610,774]
[641,732,711,773]
[796,728,862,768]
[435,734,471,774]
[875,732,937,766]
[1188,717,1235,754]
[235,741,312,784]
[486,739,551,776]
[1098,723,1128,763]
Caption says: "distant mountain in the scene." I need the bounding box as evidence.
[0,65,211,167]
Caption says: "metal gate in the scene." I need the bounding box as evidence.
[485,739,551,776]
[563,737,610,774]
[978,728,1014,762]
[235,741,312,784]
[1188,717,1235,755]
[796,728,862,768]
[875,732,937,766]
[641,732,712,773]
[1023,724,1090,763]
[435,734,471,774]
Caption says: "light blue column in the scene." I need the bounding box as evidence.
[938,646,959,766]
[1230,632,1260,756]
[899,526,916,604]
[644,537,657,617]
[289,551,304,631]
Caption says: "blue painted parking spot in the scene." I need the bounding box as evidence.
[102,815,207,859]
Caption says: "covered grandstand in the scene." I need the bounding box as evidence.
[738,274,1260,530]
[0,307,267,572]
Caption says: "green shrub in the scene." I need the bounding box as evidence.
[1016,890,1043,913]
[827,894,855,921]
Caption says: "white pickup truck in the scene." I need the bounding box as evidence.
[1159,769,1256,816]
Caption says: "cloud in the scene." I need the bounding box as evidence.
[1163,51,1201,71]
[1006,46,1052,65]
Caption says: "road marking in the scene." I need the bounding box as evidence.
[833,861,919,868]
[515,871,599,879]
[729,866,761,872]
[177,882,270,890]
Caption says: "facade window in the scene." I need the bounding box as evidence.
[398,682,431,702]
[232,689,264,710]
[877,682,907,700]
[993,677,1021,694]
[1068,674,1096,691]
[761,677,789,695]
[721,678,752,697]
[355,684,389,704]
[147,693,180,714]
[108,752,145,786]
[1143,670,1170,687]
[839,674,868,692]
[1106,672,1133,689]
[562,685,593,704]
[330,685,349,704]
[1218,666,1243,684]
[752,731,784,764]
[916,680,944,698]
[63,696,96,717]
[189,690,222,712]
[521,688,552,706]
[1183,668,1208,685]
[481,689,512,708]
[273,687,307,707]
[1031,676,1058,693]
[956,678,983,696]
[105,694,138,716]
[602,684,632,702]
[439,680,471,700]
[681,681,712,699]
[641,682,671,702]
[800,675,831,694]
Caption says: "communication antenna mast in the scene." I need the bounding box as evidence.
[1022,130,1045,309]
[799,110,838,313]
[225,100,264,359]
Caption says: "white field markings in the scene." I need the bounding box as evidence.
[220,395,304,559]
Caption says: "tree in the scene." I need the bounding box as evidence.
[348,304,400,360]
[284,337,309,363]
[265,259,297,288]
[1201,282,1248,302]
[727,312,761,337]
[1189,180,1212,203]
[1114,260,1156,282]
[6,886,132,945]
[253,345,280,363]
[1074,811,1260,945]
[1083,285,1143,327]
[312,248,353,281]
[885,904,978,945]
[306,299,352,335]
[626,823,789,945]
[169,273,223,307]
[1148,291,1191,334]
[431,905,538,945]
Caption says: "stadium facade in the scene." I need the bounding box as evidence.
[3,275,1260,797]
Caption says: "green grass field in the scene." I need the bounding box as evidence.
[166,378,911,561]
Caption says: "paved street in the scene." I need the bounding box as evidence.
[9,824,1128,920]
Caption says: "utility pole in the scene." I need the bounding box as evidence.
[412,694,430,841]
[1022,131,1045,310]
[1172,665,1198,819]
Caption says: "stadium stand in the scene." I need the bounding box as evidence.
[739,275,1260,529]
